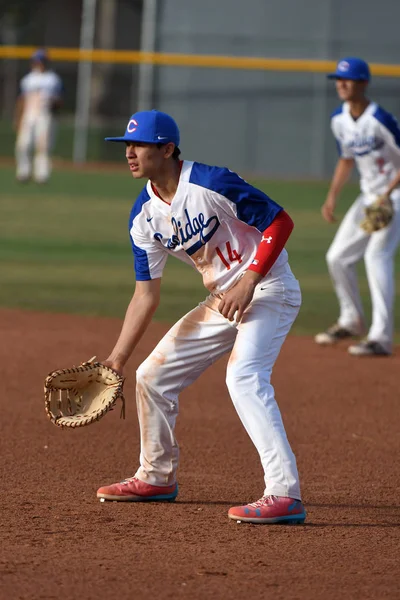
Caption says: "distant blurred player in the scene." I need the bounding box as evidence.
[315,57,400,356]
[14,49,63,183]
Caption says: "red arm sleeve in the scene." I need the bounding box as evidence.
[247,210,294,277]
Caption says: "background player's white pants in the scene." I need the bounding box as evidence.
[135,264,302,500]
[15,115,54,182]
[326,190,400,351]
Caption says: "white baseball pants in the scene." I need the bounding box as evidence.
[326,190,400,351]
[15,115,54,182]
[134,264,302,500]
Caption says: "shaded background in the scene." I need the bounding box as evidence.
[1,0,400,177]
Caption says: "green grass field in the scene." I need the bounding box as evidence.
[1,163,399,337]
[0,119,124,163]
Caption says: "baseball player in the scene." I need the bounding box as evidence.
[96,109,306,525]
[14,49,63,183]
[315,57,400,356]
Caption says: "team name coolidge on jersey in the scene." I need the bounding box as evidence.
[154,208,220,254]
[345,135,384,156]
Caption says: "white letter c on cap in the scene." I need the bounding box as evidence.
[338,61,350,72]
[127,119,138,133]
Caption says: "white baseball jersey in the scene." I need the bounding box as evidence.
[129,161,287,293]
[20,70,63,119]
[331,101,400,198]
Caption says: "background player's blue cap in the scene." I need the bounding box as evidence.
[327,57,370,81]
[105,110,180,146]
[31,49,48,62]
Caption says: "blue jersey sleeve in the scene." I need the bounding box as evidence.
[56,79,65,97]
[189,163,283,232]
[330,105,348,157]
[19,77,27,95]
[373,106,400,150]
[128,187,152,280]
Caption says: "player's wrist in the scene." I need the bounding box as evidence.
[105,353,128,371]
[243,269,263,286]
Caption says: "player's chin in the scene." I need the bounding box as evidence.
[130,169,144,179]
[337,90,351,101]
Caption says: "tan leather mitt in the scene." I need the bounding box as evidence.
[360,194,394,234]
[44,357,125,428]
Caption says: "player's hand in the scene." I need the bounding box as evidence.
[321,198,337,223]
[101,358,124,376]
[218,272,261,322]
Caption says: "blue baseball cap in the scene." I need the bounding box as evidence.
[105,110,180,146]
[31,49,48,63]
[327,57,370,81]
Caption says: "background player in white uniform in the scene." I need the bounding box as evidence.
[315,57,400,356]
[14,49,63,183]
[96,110,306,525]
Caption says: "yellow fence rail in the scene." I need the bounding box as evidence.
[1,46,400,77]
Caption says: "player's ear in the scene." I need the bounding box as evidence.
[162,142,175,159]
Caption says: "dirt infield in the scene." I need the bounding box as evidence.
[0,308,399,599]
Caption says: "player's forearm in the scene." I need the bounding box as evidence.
[247,210,294,278]
[385,171,400,195]
[106,291,159,368]
[51,96,63,113]
[219,211,294,321]
[327,158,354,199]
[14,97,24,131]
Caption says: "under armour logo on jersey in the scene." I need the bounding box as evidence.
[127,119,138,133]
[262,235,273,243]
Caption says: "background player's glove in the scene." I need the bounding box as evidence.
[360,194,394,234]
[44,357,125,428]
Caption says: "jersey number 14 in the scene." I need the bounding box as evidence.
[216,241,242,270]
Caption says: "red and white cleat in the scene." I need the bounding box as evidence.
[228,495,306,524]
[97,476,178,502]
